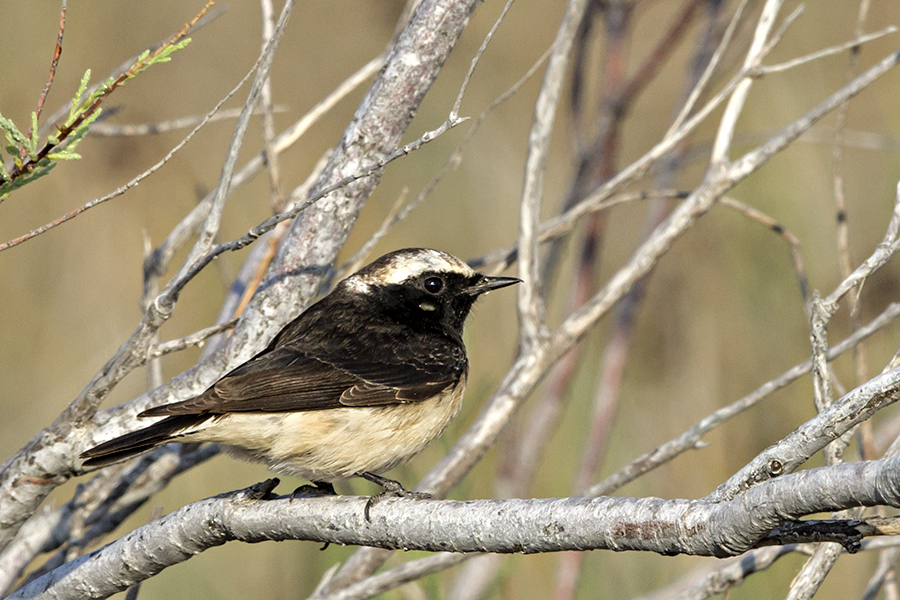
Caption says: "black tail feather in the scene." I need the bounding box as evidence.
[80,414,211,467]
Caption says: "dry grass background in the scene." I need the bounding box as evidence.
[2,0,900,598]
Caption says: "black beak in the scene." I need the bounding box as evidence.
[466,275,522,296]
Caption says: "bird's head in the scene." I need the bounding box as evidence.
[340,248,520,334]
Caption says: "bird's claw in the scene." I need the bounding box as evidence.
[361,474,431,521]
[290,481,337,502]
[246,478,281,500]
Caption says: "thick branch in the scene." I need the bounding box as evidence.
[14,458,900,600]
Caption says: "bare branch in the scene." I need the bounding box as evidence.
[516,0,588,347]
[712,366,900,501]
[147,320,237,360]
[29,0,67,132]
[709,0,781,164]
[759,26,896,75]
[588,300,900,498]
[15,457,900,600]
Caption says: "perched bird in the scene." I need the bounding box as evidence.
[81,248,519,503]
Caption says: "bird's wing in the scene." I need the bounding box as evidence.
[139,344,465,417]
[331,343,467,404]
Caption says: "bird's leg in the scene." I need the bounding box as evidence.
[357,472,432,521]
[290,480,337,502]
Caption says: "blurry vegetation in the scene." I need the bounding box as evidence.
[0,10,196,203]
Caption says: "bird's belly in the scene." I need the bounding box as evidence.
[190,380,465,482]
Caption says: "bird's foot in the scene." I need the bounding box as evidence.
[358,472,431,521]
[285,481,337,550]
[290,481,337,502]
[246,478,281,500]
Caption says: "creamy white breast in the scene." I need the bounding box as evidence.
[179,379,466,482]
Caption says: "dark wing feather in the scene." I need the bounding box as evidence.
[80,413,209,466]
[140,301,468,417]
[324,336,467,393]
[140,351,359,416]
[339,379,456,406]
[140,352,463,416]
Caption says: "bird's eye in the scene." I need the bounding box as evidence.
[423,276,444,294]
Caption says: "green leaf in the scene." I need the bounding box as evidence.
[65,109,101,154]
[0,113,27,150]
[47,152,82,161]
[0,161,56,199]
[29,112,39,150]
[69,69,92,123]
[130,38,191,78]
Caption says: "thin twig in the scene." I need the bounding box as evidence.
[0,55,260,253]
[759,26,896,75]
[259,0,287,214]
[88,107,288,136]
[450,0,517,118]
[2,1,214,185]
[28,0,67,138]
[586,300,900,498]
[147,320,238,360]
[716,196,810,309]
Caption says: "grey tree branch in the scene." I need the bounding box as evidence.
[516,0,586,348]
[711,366,900,502]
[14,457,900,600]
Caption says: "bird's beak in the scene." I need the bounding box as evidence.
[467,275,522,296]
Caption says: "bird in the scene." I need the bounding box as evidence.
[81,248,520,506]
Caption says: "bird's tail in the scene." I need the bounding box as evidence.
[80,414,210,467]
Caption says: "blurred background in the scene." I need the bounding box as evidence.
[2,0,900,598]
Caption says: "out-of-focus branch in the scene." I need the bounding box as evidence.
[588,300,900,498]
[713,187,900,501]
[709,0,780,164]
[259,0,287,215]
[517,0,586,347]
[28,0,67,139]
